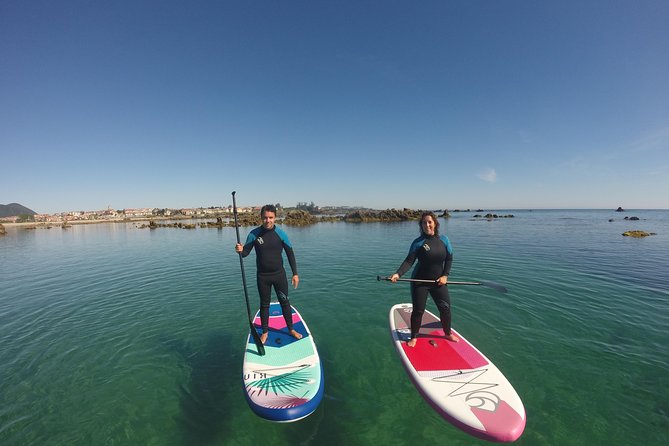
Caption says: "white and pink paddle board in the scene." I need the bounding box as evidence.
[389,303,526,442]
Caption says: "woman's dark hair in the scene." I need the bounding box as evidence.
[419,211,440,237]
[260,204,277,216]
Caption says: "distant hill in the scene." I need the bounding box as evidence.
[0,203,37,218]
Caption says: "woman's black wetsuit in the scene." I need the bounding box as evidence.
[395,234,454,339]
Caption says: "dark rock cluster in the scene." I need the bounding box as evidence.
[139,221,196,229]
[282,210,317,226]
[473,213,515,219]
[343,208,424,222]
[622,230,656,237]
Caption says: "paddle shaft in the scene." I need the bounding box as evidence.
[384,277,479,285]
[377,275,507,293]
[233,191,265,356]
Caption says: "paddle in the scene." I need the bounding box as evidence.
[376,275,508,294]
[232,191,265,356]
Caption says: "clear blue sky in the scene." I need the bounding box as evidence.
[2,0,668,213]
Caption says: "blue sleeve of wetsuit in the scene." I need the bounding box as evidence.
[440,235,454,276]
[275,226,298,275]
[395,237,424,277]
[241,227,259,257]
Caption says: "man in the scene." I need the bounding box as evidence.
[235,204,302,344]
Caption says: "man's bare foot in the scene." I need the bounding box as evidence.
[445,333,460,342]
[289,329,303,340]
[407,338,417,347]
[260,332,268,344]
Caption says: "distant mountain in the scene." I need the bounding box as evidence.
[0,203,37,218]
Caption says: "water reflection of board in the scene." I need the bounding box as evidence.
[242,302,324,422]
[389,303,526,442]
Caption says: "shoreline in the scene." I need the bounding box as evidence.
[2,208,666,230]
[1,216,193,228]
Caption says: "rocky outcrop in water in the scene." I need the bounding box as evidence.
[344,208,423,222]
[200,214,261,228]
[232,214,262,227]
[622,230,656,237]
[139,220,196,229]
[202,217,226,228]
[282,210,317,226]
[473,213,515,219]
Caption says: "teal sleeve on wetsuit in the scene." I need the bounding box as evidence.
[275,226,298,275]
[395,236,426,277]
[241,227,261,257]
[440,235,454,276]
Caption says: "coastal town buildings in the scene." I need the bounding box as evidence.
[0,206,257,224]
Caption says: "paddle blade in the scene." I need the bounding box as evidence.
[480,281,508,293]
[250,324,266,356]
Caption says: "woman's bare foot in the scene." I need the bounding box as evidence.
[407,338,417,347]
[260,332,269,344]
[445,333,460,342]
[289,329,303,340]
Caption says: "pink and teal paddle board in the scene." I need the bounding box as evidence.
[242,302,324,422]
[389,303,526,442]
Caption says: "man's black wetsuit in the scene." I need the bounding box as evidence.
[396,234,454,339]
[241,225,298,333]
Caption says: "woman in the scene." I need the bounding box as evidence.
[390,211,458,347]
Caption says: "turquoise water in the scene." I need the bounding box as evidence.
[1,210,668,445]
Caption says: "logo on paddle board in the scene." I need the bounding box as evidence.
[436,369,501,412]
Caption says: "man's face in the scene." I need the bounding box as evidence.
[261,211,276,229]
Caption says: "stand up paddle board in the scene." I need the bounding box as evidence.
[243,302,324,422]
[389,303,526,442]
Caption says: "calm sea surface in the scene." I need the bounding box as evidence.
[1,210,668,445]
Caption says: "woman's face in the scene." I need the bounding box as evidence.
[421,215,436,236]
